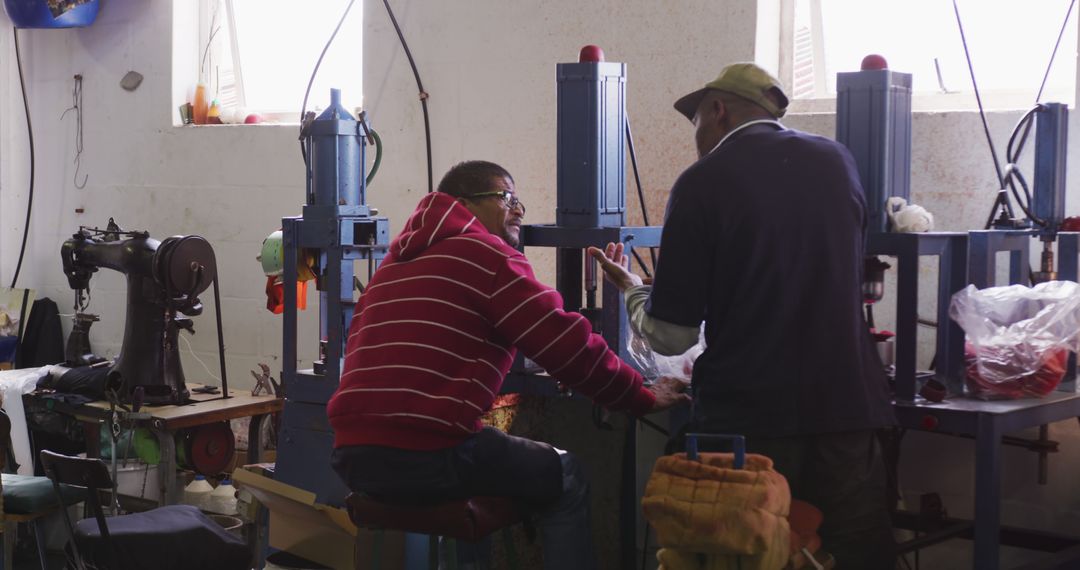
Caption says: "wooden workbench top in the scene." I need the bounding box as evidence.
[36,384,283,430]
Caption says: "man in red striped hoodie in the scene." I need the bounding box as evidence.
[328,161,688,569]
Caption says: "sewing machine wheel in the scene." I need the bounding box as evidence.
[154,235,217,298]
[178,422,235,476]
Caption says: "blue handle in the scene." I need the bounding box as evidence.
[685,433,745,469]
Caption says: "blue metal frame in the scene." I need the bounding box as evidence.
[966,230,1031,290]
[867,232,968,401]
[276,90,390,507]
[510,224,662,570]
[892,228,1080,569]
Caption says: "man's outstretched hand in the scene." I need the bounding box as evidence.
[647,376,692,412]
[587,242,644,292]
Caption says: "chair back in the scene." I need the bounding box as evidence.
[39,450,122,570]
[39,450,113,490]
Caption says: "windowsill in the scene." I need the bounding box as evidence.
[172,121,300,128]
[788,91,1075,116]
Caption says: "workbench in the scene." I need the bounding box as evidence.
[894,391,1080,569]
[28,384,282,505]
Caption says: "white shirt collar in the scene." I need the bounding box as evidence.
[706,119,786,156]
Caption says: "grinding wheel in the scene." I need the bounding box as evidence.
[179,422,235,476]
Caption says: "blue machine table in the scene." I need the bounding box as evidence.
[893,391,1080,569]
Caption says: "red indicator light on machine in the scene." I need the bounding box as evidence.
[579,44,605,63]
[861,54,888,70]
[919,414,939,431]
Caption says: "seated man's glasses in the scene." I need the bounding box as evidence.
[464,191,525,214]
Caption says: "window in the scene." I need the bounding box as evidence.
[780,0,1078,111]
[194,0,363,122]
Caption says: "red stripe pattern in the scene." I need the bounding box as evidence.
[328,193,655,450]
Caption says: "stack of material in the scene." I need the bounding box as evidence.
[642,452,792,570]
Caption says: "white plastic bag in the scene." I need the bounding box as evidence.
[626,325,705,384]
[949,281,1080,398]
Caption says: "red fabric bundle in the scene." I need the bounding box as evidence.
[964,343,1067,399]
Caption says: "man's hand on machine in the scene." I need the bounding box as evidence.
[588,242,643,292]
[647,376,692,412]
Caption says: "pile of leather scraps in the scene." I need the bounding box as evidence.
[642,452,792,570]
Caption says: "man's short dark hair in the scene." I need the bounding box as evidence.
[437,161,514,198]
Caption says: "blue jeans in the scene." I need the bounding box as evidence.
[332,427,597,570]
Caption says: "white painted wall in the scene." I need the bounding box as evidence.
[0,0,321,388]
[2,0,1080,566]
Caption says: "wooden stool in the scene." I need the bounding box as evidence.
[345,493,523,570]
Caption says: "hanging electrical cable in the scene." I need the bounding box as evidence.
[950,0,1006,229]
[61,74,88,189]
[1036,0,1076,104]
[381,0,433,193]
[625,116,657,269]
[300,0,357,169]
[10,28,35,290]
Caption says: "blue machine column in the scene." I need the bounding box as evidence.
[276,89,390,506]
[836,65,912,233]
[516,53,662,570]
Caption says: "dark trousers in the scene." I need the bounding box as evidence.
[670,429,896,569]
[332,427,597,570]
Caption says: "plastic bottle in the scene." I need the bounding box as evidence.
[192,83,209,125]
[207,99,222,124]
[183,474,214,511]
[209,478,238,515]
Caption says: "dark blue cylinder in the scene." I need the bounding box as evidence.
[308,88,362,208]
[556,62,626,228]
[1034,102,1068,233]
[836,69,912,233]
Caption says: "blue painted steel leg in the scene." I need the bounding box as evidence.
[937,235,969,394]
[1056,233,1078,391]
[974,412,1003,569]
[895,239,919,401]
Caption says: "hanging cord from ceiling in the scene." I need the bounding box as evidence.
[381,0,432,193]
[10,28,35,290]
[952,0,1009,229]
[60,74,88,189]
[300,0,357,169]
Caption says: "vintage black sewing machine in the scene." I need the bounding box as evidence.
[60,219,221,405]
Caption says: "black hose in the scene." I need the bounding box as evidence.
[10,28,35,289]
[382,0,433,193]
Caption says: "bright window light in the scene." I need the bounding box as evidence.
[200,0,363,121]
[786,0,1077,107]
